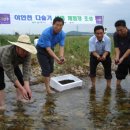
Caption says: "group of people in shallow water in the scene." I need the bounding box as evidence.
[89,20,130,88]
[0,17,129,111]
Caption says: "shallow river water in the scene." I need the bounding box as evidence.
[0,75,130,130]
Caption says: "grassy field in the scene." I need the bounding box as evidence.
[0,35,36,46]
[0,35,114,72]
[56,35,114,72]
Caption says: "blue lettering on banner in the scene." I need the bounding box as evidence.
[14,14,53,22]
[41,15,46,21]
[14,15,21,20]
[35,15,47,21]
[35,15,41,20]
[46,15,52,21]
[35,15,52,21]
[14,15,33,21]
[21,15,26,21]
[27,15,32,21]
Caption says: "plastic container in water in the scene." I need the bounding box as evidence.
[50,74,83,92]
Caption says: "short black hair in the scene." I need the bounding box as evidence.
[53,17,64,25]
[35,36,38,39]
[115,20,126,27]
[94,25,104,33]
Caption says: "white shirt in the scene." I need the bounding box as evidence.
[34,39,38,46]
[89,35,111,55]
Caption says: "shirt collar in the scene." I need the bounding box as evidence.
[95,37,105,43]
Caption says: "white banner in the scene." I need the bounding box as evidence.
[5,14,103,25]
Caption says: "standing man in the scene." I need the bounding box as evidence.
[36,17,66,94]
[0,35,37,110]
[114,20,130,87]
[89,25,112,87]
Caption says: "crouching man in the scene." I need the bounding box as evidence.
[0,35,37,110]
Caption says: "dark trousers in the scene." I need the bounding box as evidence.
[89,55,112,79]
[36,46,54,77]
[0,66,24,90]
[116,58,130,80]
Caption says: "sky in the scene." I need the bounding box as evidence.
[0,0,130,34]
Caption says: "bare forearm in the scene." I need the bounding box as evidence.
[121,49,130,59]
[115,48,120,59]
[46,47,59,61]
[24,81,29,86]
[102,51,109,58]
[92,51,100,58]
[59,46,64,57]
[14,80,23,90]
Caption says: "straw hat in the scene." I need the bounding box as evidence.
[8,35,37,54]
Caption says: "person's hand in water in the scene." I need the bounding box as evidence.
[24,81,32,100]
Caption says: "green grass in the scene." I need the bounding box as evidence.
[55,35,114,71]
[0,35,36,46]
[0,35,114,71]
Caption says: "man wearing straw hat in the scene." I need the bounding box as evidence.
[0,34,37,110]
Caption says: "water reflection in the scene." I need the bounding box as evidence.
[0,102,33,130]
[43,95,57,116]
[42,95,58,130]
[0,77,130,129]
[114,86,130,129]
[42,95,65,130]
[89,87,111,129]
